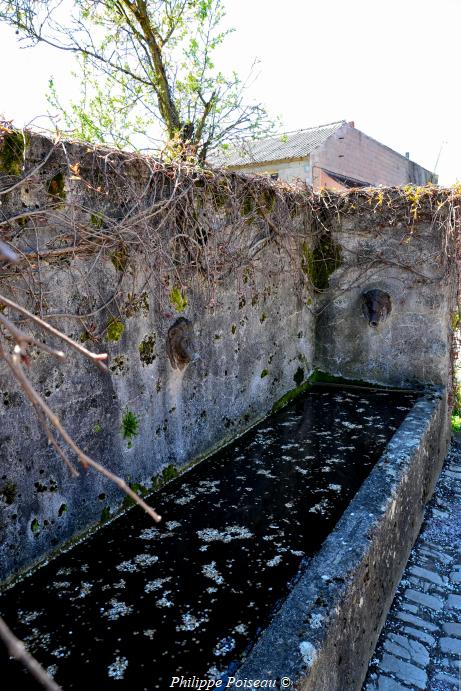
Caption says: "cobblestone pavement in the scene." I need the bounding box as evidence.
[364,438,461,691]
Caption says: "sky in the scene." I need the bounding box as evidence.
[0,0,460,185]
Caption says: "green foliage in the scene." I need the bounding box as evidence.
[121,410,140,444]
[30,518,40,535]
[100,506,111,522]
[452,414,461,433]
[106,319,125,342]
[169,286,188,312]
[260,368,269,378]
[0,481,17,505]
[0,129,29,175]
[3,1,276,159]
[93,422,102,434]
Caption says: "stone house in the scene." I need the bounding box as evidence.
[212,120,436,190]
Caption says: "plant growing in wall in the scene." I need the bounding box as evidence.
[1,1,276,161]
[121,410,140,448]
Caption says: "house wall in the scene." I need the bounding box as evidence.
[228,157,310,184]
[311,122,435,188]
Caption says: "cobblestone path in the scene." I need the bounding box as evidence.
[364,439,461,690]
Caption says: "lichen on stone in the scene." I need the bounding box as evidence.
[139,334,156,365]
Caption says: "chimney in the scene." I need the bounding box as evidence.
[405,152,410,159]
[348,121,355,128]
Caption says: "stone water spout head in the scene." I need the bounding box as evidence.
[361,289,392,328]
[167,317,200,370]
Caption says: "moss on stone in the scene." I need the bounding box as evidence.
[58,503,67,517]
[162,465,178,483]
[110,355,129,375]
[302,233,341,290]
[111,246,129,272]
[169,286,188,312]
[139,334,156,366]
[260,368,269,378]
[293,366,304,386]
[30,518,40,536]
[0,481,17,505]
[90,212,104,228]
[106,319,125,342]
[100,506,111,522]
[0,130,29,175]
[121,410,139,445]
[125,291,149,317]
[122,482,148,509]
[271,380,313,414]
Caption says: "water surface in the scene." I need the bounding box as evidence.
[0,385,417,688]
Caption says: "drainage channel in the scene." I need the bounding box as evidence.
[0,385,418,689]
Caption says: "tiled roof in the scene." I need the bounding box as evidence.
[211,121,346,167]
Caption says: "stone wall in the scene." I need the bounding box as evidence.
[315,207,458,389]
[0,133,315,581]
[0,132,458,582]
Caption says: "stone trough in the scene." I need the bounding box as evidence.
[0,383,448,690]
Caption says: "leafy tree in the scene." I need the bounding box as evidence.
[1,0,275,161]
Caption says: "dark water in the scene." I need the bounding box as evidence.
[0,385,417,689]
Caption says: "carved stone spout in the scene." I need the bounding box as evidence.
[167,317,199,370]
[361,289,392,328]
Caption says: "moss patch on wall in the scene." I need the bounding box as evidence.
[169,286,188,312]
[0,130,29,175]
[0,481,17,505]
[121,410,139,447]
[106,319,125,342]
[139,335,156,366]
[302,232,342,290]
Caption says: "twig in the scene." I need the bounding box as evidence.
[0,616,61,691]
[1,345,161,522]
[0,295,108,372]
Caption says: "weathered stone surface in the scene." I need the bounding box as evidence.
[0,134,315,581]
